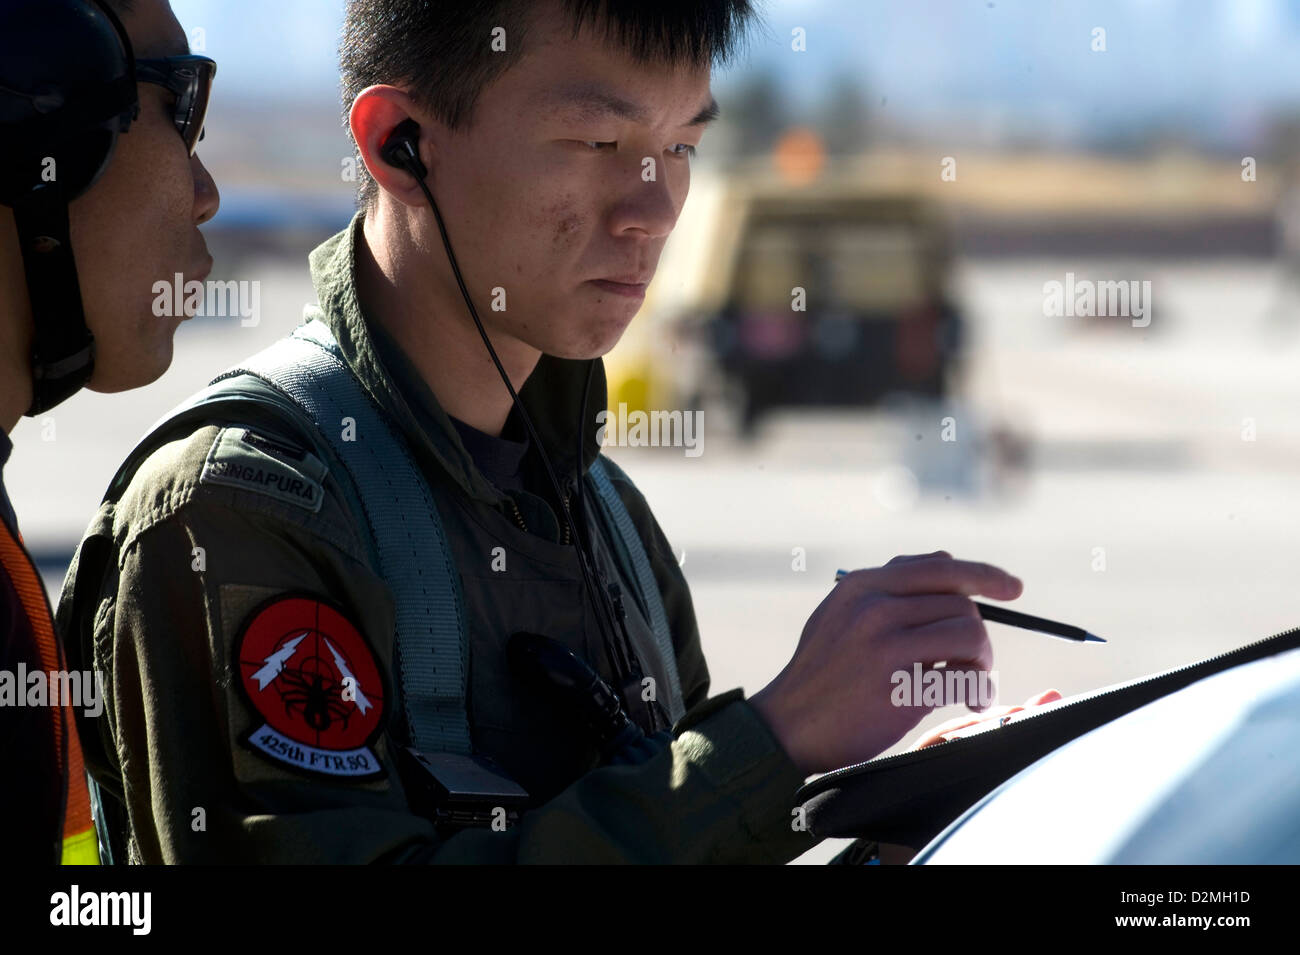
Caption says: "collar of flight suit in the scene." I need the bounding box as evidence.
[306,211,608,510]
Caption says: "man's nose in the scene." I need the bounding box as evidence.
[608,166,679,240]
[192,154,220,225]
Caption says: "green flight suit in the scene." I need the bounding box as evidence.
[55,212,815,864]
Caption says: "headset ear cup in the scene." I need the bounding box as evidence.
[0,0,137,208]
[57,126,122,200]
[0,127,120,208]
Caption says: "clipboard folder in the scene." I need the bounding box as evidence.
[796,624,1300,850]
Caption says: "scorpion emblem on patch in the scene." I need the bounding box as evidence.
[235,595,387,779]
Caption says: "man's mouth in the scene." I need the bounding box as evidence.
[588,276,649,298]
[178,255,214,321]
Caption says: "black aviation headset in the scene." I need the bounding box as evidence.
[0,0,215,415]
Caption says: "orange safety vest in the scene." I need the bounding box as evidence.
[0,520,99,865]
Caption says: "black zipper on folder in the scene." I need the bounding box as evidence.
[808,624,1300,787]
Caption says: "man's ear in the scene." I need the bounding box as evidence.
[350,86,432,208]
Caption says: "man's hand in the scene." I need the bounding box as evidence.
[750,551,1022,776]
[907,688,1063,750]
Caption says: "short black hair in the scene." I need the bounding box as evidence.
[340,0,758,208]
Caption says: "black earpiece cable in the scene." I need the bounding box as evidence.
[386,135,634,684]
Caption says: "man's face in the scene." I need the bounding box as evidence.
[69,0,219,393]
[420,6,714,360]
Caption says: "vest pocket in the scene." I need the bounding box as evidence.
[460,573,601,801]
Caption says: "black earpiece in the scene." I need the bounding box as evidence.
[380,119,427,181]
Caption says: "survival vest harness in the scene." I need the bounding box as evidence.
[86,315,685,860]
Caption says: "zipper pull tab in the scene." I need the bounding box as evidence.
[606,583,668,733]
[608,582,627,623]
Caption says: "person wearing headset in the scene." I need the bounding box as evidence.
[57,0,1046,865]
[0,0,219,864]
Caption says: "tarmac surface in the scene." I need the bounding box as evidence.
[9,255,1298,864]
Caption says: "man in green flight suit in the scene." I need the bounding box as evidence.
[57,0,1038,863]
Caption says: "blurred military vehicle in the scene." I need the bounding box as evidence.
[606,164,965,437]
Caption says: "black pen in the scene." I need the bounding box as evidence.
[833,569,1107,644]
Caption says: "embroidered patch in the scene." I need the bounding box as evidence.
[235,595,387,779]
[200,427,327,512]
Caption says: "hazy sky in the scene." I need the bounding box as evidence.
[172,0,1300,149]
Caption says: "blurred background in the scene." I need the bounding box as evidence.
[9,0,1300,862]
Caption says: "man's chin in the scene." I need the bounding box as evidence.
[86,344,173,394]
[548,320,635,360]
[585,300,644,353]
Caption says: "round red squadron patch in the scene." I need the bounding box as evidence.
[235,595,387,779]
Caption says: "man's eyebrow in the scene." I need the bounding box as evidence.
[546,84,719,127]
[688,97,720,127]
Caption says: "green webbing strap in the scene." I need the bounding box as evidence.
[219,318,472,755]
[115,319,471,755]
[588,456,685,724]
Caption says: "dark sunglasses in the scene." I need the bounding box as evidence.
[134,55,217,155]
